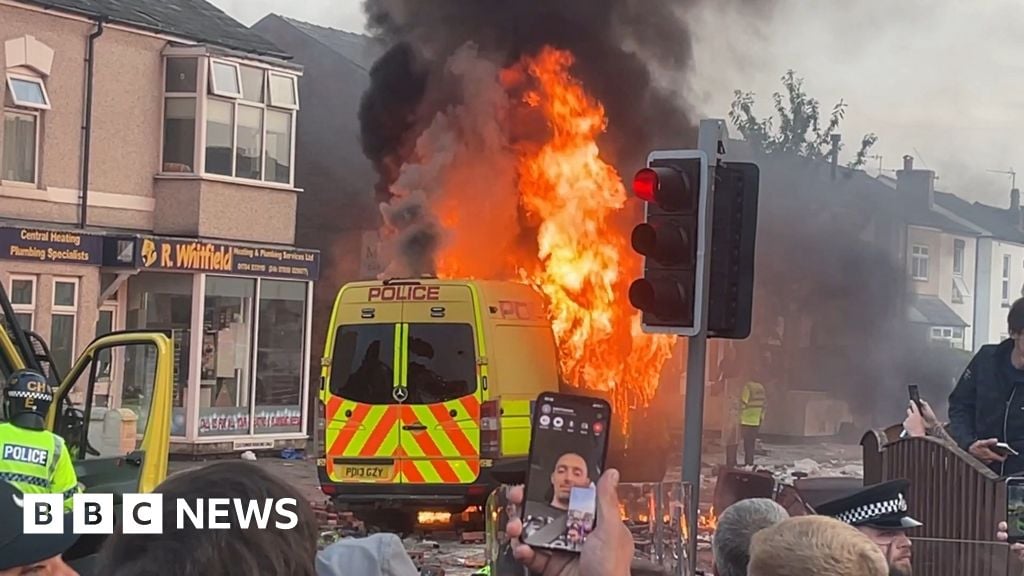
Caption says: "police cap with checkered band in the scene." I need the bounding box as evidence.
[3,369,54,423]
[815,479,922,530]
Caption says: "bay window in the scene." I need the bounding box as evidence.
[160,54,298,186]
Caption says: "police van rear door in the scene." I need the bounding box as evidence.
[324,283,404,485]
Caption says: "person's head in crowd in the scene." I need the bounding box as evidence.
[748,516,888,576]
[97,461,318,576]
[549,452,590,509]
[712,498,789,576]
[1010,298,1024,349]
[0,481,79,576]
[815,479,919,576]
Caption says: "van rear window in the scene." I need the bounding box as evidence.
[406,323,476,404]
[330,324,396,405]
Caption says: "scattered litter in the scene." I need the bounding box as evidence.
[280,447,303,460]
[240,451,257,461]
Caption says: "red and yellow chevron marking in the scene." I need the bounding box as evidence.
[399,396,481,485]
[324,399,401,482]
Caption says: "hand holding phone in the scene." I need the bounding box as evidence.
[908,385,922,411]
[520,393,611,554]
[995,442,1020,457]
[1007,478,1024,544]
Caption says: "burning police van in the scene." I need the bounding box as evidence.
[317,278,560,527]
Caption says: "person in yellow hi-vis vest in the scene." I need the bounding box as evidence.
[740,376,767,467]
[0,370,80,511]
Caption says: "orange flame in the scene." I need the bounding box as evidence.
[698,506,718,532]
[442,47,677,419]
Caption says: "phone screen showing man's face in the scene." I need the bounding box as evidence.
[521,394,610,553]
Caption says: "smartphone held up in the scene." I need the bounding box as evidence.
[520,392,611,554]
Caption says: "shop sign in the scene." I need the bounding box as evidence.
[0,226,104,265]
[232,439,275,451]
[139,236,319,280]
[198,406,303,436]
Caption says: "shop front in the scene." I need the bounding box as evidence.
[122,235,319,455]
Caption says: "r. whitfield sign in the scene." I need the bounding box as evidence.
[0,226,103,265]
[140,237,319,280]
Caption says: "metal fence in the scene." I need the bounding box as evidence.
[863,432,1021,576]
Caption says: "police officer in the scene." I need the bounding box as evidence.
[0,370,79,511]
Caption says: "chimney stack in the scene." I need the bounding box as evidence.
[896,154,935,210]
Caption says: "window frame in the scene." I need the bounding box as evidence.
[911,245,930,281]
[5,72,50,110]
[2,108,41,185]
[158,54,298,187]
[9,274,37,331]
[953,238,965,277]
[1003,254,1012,304]
[208,59,243,99]
[267,71,299,110]
[50,277,79,375]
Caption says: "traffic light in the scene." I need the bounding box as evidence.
[628,150,708,335]
[706,162,760,339]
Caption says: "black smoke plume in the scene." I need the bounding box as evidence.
[358,0,696,208]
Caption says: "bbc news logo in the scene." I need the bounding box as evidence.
[23,494,299,534]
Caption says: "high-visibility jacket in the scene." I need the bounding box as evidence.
[740,380,766,427]
[0,422,79,511]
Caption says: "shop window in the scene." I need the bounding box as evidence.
[50,278,78,376]
[406,323,476,404]
[199,276,255,437]
[254,280,306,434]
[330,324,396,405]
[127,272,193,436]
[2,109,38,183]
[9,275,35,330]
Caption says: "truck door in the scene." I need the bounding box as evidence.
[50,331,173,495]
[323,292,403,484]
[399,289,481,485]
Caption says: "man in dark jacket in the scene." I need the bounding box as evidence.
[948,297,1024,475]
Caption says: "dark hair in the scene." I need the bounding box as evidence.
[97,461,318,576]
[1010,298,1024,336]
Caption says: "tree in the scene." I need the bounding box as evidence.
[729,70,878,170]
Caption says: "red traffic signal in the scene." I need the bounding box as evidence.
[631,166,696,212]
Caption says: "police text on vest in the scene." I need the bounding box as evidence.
[2,443,48,465]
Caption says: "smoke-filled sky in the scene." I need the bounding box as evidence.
[215,0,1024,207]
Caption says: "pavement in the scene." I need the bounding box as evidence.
[167,440,866,574]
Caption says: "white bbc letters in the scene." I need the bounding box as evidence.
[22,493,301,534]
[73,493,114,534]
[122,493,164,534]
[23,494,63,534]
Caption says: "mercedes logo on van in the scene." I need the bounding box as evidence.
[393,387,408,402]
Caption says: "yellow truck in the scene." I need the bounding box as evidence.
[0,281,174,562]
[318,278,560,528]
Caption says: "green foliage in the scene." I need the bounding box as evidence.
[729,70,878,170]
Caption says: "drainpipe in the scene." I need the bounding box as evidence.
[79,19,105,229]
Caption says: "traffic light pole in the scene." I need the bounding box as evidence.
[681,119,726,575]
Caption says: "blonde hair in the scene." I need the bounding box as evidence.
[748,516,888,576]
